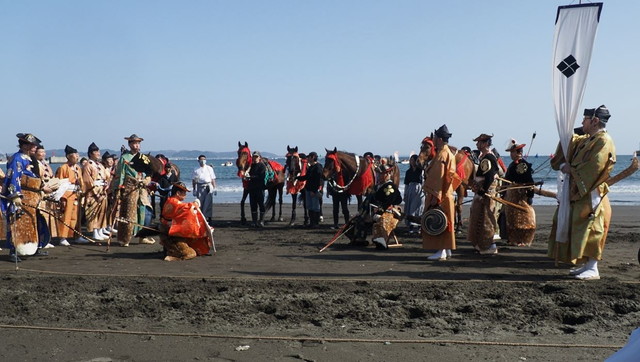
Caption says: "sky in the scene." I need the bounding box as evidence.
[2,0,639,158]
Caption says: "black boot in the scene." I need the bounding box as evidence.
[289,210,296,226]
[309,211,319,228]
[251,212,258,228]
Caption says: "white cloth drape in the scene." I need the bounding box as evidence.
[552,3,602,243]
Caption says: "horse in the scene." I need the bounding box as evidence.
[155,154,180,180]
[284,145,309,226]
[322,148,375,210]
[419,138,475,234]
[235,142,285,224]
[128,152,165,176]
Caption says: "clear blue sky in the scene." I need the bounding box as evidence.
[1,0,638,157]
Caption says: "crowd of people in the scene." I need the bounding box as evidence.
[0,133,213,262]
[1,105,617,279]
[412,105,615,281]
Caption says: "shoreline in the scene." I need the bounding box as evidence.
[0,203,638,361]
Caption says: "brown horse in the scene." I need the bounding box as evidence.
[154,154,180,180]
[284,145,309,226]
[322,148,375,209]
[128,152,165,176]
[235,142,285,224]
[419,138,475,234]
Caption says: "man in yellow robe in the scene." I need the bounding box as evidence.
[548,105,616,280]
[422,125,458,261]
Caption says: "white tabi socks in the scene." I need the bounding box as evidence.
[569,263,587,276]
[574,259,600,280]
[92,229,108,241]
[428,249,447,261]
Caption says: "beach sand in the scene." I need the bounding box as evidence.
[0,204,639,361]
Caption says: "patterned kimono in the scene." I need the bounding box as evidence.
[503,158,536,246]
[467,152,500,251]
[102,162,117,227]
[422,144,457,251]
[82,159,109,231]
[548,131,616,264]
[160,195,210,260]
[55,163,84,239]
[37,159,59,239]
[1,152,44,254]
[112,151,151,244]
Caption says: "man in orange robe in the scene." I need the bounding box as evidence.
[422,125,458,260]
[160,182,212,261]
[55,145,87,245]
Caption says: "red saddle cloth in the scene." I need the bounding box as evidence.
[348,164,374,196]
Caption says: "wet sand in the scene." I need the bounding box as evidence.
[0,203,639,361]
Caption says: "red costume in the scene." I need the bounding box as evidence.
[161,195,211,259]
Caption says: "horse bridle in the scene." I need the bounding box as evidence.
[237,146,252,173]
[326,152,361,192]
[286,152,302,185]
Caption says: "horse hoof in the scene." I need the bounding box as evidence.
[288,221,295,227]
[270,217,276,222]
[240,218,247,225]
[278,217,284,222]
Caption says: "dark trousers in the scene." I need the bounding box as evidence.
[332,192,350,225]
[249,189,265,214]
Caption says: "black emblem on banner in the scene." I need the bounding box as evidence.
[557,55,580,78]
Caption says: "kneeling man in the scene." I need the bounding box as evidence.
[160,182,212,261]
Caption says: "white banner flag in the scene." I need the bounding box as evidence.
[552,3,602,243]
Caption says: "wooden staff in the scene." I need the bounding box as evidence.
[0,195,103,245]
[533,152,638,199]
[485,193,529,212]
[114,217,162,233]
[319,218,356,252]
[105,188,122,252]
[196,207,216,253]
[525,132,536,159]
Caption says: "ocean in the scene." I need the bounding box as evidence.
[169,155,640,206]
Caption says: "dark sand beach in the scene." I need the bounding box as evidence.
[1,204,639,361]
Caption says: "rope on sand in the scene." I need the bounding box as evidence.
[0,323,624,349]
[4,267,640,285]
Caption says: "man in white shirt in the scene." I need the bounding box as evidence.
[192,155,217,223]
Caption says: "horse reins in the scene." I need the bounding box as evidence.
[327,153,361,192]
